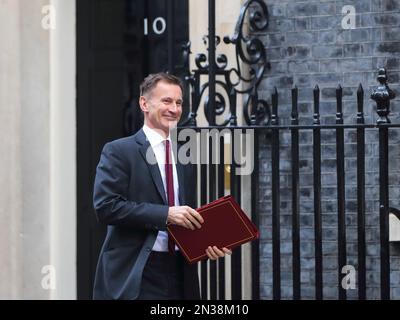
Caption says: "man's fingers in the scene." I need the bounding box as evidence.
[171,206,204,229]
[182,216,195,230]
[185,211,202,229]
[207,246,224,258]
[211,246,226,257]
[188,207,204,224]
[206,246,218,260]
[205,246,232,260]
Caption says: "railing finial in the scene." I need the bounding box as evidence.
[371,68,395,124]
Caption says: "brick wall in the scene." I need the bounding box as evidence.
[256,0,400,299]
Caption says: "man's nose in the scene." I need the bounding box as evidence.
[169,102,179,113]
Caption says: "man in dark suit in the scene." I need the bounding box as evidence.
[92,73,231,300]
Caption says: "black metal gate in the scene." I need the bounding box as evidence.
[180,68,398,300]
[181,0,399,300]
[256,69,398,300]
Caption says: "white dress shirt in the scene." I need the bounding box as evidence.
[143,125,179,252]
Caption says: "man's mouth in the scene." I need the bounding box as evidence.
[164,116,177,121]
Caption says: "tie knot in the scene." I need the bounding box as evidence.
[165,140,170,154]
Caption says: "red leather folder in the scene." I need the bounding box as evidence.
[167,195,259,264]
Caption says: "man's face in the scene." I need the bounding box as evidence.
[140,81,183,136]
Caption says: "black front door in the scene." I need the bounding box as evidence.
[76,0,188,299]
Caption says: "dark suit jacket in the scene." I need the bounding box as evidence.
[92,128,200,300]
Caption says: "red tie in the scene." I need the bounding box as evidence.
[165,140,175,254]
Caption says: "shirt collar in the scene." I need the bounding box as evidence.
[143,124,170,148]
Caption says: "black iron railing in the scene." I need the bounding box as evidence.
[177,0,398,301]
[179,67,398,300]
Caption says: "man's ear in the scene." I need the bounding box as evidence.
[139,96,148,113]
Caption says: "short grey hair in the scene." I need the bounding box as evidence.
[139,73,183,98]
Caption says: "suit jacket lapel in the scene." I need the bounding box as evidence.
[136,129,168,205]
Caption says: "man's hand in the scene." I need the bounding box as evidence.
[206,246,232,260]
[167,206,204,230]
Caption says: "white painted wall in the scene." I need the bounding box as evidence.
[49,0,76,299]
[0,0,23,299]
[0,0,76,299]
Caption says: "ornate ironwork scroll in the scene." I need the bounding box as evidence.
[181,0,270,127]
